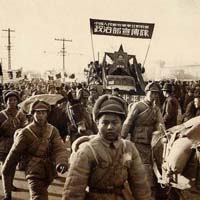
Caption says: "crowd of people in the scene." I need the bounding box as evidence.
[0,78,199,200]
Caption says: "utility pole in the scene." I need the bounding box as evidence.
[2,28,15,70]
[55,38,72,71]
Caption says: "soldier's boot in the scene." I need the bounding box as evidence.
[1,194,11,200]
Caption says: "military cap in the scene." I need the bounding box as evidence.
[30,100,50,114]
[3,90,20,103]
[162,83,173,92]
[92,94,127,121]
[145,82,160,93]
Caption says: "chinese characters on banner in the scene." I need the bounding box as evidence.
[90,19,155,39]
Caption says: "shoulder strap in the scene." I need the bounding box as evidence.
[122,139,127,153]
[47,124,54,140]
[0,111,9,129]
[1,110,8,119]
[0,110,21,129]
[15,110,21,118]
[26,124,53,140]
[85,142,99,165]
[26,126,38,139]
[71,135,99,165]
[25,124,54,158]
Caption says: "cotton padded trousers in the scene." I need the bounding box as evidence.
[27,178,49,200]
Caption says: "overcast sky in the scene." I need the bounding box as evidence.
[0,0,200,78]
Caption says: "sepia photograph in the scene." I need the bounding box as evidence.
[0,0,200,199]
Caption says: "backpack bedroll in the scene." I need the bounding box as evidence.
[152,116,200,190]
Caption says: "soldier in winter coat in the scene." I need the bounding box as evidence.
[121,82,164,199]
[62,94,151,200]
[0,91,27,191]
[1,100,68,200]
[161,83,179,129]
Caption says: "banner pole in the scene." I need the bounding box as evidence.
[142,38,152,68]
[90,20,96,62]
[90,31,96,62]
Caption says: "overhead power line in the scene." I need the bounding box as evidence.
[55,38,72,71]
[2,28,15,70]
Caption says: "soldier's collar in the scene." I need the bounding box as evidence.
[143,99,153,107]
[98,135,120,149]
[4,108,18,117]
[29,121,48,135]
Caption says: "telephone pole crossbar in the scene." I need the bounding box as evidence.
[2,28,15,70]
[55,38,72,71]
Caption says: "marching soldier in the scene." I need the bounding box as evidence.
[1,100,68,200]
[62,94,151,200]
[161,83,179,129]
[121,82,164,200]
[0,91,27,191]
[69,82,90,107]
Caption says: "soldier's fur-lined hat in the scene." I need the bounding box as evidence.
[92,94,127,121]
[30,100,50,114]
[145,82,160,93]
[3,90,20,103]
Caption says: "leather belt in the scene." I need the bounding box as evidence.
[89,186,124,195]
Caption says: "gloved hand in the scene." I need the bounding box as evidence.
[56,164,68,174]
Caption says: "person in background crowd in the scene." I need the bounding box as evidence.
[87,87,99,114]
[1,100,68,200]
[183,88,194,114]
[62,94,151,200]
[162,83,179,129]
[64,84,70,95]
[68,83,77,101]
[61,83,68,96]
[23,83,33,99]
[76,83,90,107]
[112,87,121,97]
[47,84,56,94]
[121,82,164,200]
[9,84,15,91]
[18,85,26,101]
[182,94,200,122]
[76,83,84,102]
[55,86,62,95]
[32,84,45,95]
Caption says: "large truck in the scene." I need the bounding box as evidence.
[85,45,146,98]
